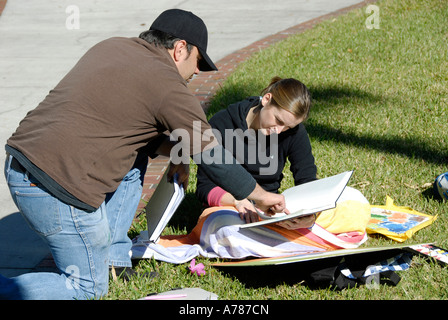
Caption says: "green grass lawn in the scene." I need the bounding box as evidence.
[106,0,447,300]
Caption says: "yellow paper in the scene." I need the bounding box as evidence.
[316,200,371,235]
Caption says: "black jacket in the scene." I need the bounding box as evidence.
[196,96,317,204]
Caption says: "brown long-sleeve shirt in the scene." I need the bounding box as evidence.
[7,37,218,209]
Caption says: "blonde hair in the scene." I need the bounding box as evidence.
[260,76,312,120]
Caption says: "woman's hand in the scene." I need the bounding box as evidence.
[275,213,317,230]
[235,199,260,224]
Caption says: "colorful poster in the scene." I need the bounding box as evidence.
[368,208,429,234]
[366,196,437,242]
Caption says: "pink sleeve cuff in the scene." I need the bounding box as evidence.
[207,186,227,207]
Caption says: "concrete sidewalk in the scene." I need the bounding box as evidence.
[0,0,368,277]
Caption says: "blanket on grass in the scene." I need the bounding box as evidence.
[131,188,371,264]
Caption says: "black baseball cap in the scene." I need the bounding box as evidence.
[150,9,217,72]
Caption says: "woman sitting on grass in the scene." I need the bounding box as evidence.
[132,79,370,261]
[196,76,370,235]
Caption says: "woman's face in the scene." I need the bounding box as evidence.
[256,93,303,135]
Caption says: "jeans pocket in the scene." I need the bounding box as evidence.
[15,189,62,236]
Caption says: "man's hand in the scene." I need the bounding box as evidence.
[247,184,287,214]
[167,162,189,189]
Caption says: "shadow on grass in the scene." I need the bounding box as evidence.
[309,84,382,106]
[306,124,447,165]
[215,248,406,290]
[168,193,204,233]
[207,84,448,166]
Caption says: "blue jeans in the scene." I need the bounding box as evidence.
[0,154,147,300]
[106,153,148,268]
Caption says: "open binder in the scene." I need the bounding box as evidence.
[240,171,353,229]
